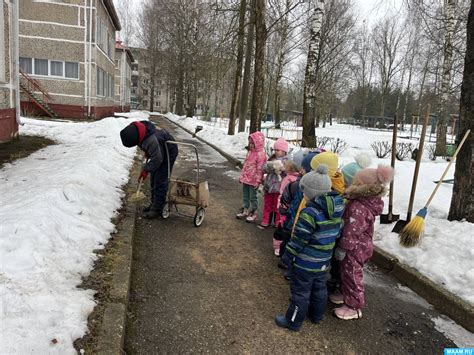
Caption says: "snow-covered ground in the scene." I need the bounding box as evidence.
[164,112,474,307]
[0,114,145,353]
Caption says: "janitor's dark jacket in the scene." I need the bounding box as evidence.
[133,121,177,172]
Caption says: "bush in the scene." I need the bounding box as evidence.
[371,141,391,158]
[330,138,349,155]
[425,144,437,161]
[315,136,332,149]
[396,142,415,161]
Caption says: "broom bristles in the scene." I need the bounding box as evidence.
[128,191,146,203]
[399,208,427,247]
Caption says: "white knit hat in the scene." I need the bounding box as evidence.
[299,164,332,200]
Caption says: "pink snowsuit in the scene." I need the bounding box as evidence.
[239,132,267,188]
[339,196,384,310]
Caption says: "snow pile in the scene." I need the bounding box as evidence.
[0,114,141,353]
[164,112,474,306]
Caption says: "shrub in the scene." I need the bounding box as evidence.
[371,141,391,158]
[330,138,349,155]
[396,142,415,161]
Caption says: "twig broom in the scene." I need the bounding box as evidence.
[399,129,471,247]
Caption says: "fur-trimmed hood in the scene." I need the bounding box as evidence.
[344,184,386,216]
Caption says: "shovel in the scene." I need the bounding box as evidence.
[128,177,147,203]
[380,114,400,224]
[392,105,430,234]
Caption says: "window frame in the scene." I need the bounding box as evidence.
[20,57,79,80]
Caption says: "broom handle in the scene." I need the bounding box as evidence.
[424,129,471,208]
[136,178,143,195]
[388,113,398,215]
[406,105,431,220]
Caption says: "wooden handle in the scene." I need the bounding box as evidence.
[407,105,431,216]
[424,129,471,208]
[388,114,399,213]
[136,178,143,195]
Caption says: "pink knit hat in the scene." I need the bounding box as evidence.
[273,138,289,153]
[352,165,394,186]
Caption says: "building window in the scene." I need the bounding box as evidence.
[20,57,33,74]
[50,61,63,77]
[0,3,5,83]
[20,57,79,79]
[34,59,48,76]
[96,16,113,60]
[65,62,79,79]
[96,66,114,98]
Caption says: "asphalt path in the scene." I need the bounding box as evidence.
[124,116,456,354]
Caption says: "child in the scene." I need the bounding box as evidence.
[258,138,289,229]
[120,121,178,219]
[275,165,345,331]
[341,153,372,188]
[272,160,299,255]
[237,132,267,222]
[310,151,345,195]
[333,165,393,320]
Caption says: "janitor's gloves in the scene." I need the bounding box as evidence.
[139,169,148,181]
[334,247,347,261]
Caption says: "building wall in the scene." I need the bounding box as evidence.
[0,0,19,142]
[18,0,119,119]
[114,48,132,111]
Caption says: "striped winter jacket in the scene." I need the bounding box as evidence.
[286,191,345,273]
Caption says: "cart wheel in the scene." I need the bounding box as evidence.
[193,208,205,227]
[162,203,170,219]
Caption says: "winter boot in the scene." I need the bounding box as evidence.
[275,315,300,331]
[143,204,153,213]
[236,208,249,219]
[246,211,258,223]
[334,305,362,320]
[143,205,163,219]
[329,289,344,305]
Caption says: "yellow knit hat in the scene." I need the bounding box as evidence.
[310,151,339,176]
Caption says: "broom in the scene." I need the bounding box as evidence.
[128,177,147,203]
[399,129,471,247]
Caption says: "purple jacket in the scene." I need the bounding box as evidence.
[339,196,384,263]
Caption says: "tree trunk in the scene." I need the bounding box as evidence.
[176,53,185,115]
[415,50,430,135]
[436,0,456,155]
[302,0,324,148]
[449,2,474,222]
[249,0,266,133]
[238,0,255,132]
[228,0,247,135]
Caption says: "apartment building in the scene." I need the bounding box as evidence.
[114,41,133,112]
[0,0,19,142]
[18,0,120,119]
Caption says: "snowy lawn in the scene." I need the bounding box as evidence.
[164,112,474,307]
[0,113,146,353]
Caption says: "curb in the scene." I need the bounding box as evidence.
[160,114,474,333]
[156,115,243,168]
[96,157,141,354]
[373,247,474,332]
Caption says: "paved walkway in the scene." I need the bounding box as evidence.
[124,116,455,354]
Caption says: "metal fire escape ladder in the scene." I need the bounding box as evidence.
[19,69,59,118]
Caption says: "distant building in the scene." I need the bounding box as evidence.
[18,0,121,119]
[129,47,233,117]
[0,0,20,142]
[114,41,134,112]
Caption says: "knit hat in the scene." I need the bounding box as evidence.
[352,165,394,186]
[310,152,339,177]
[120,124,139,147]
[292,150,307,170]
[301,151,319,174]
[273,137,289,153]
[300,164,332,200]
[342,153,372,186]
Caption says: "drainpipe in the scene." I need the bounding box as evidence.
[12,0,21,125]
[87,0,93,116]
[84,0,88,111]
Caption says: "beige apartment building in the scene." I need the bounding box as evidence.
[18,0,120,119]
[0,0,19,142]
[114,41,133,112]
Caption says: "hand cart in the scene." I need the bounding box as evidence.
[161,141,210,227]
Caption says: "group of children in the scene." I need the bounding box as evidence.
[237,133,394,331]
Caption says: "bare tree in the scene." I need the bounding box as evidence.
[449,1,473,222]
[301,0,324,147]
[228,0,247,135]
[249,0,267,133]
[372,16,405,117]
